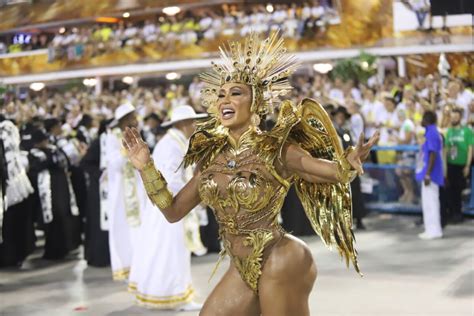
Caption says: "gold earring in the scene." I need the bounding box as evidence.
[251,113,261,127]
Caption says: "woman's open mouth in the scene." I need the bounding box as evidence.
[221,107,235,120]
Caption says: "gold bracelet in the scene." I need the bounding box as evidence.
[141,160,173,209]
[336,146,358,183]
[141,160,167,190]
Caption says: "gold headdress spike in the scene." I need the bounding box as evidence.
[200,31,299,116]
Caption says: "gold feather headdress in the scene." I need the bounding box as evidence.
[200,32,299,116]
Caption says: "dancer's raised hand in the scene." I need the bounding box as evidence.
[346,131,380,175]
[122,127,151,170]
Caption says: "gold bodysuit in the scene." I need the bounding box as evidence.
[181,99,360,294]
[198,127,291,292]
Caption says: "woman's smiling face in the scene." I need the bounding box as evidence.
[217,83,253,130]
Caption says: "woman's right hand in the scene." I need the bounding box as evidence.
[122,127,151,170]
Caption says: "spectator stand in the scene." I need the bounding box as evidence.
[363,144,473,216]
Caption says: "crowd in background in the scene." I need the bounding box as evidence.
[0,70,472,267]
[2,72,473,163]
[0,0,337,58]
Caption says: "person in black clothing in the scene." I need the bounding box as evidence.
[333,106,368,230]
[142,112,165,150]
[28,129,81,260]
[20,116,44,151]
[45,118,88,232]
[0,136,7,243]
[0,116,35,268]
[76,114,95,145]
[80,119,111,267]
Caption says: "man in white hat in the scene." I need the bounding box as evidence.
[128,105,207,311]
[105,103,147,281]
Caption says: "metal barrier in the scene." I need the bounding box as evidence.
[362,145,473,215]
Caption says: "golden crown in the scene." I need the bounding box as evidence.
[200,32,299,116]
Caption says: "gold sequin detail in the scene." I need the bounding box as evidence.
[186,98,360,293]
[232,230,274,291]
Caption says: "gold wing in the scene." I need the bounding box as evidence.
[288,98,360,274]
[182,116,227,170]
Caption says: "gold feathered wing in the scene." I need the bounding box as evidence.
[287,98,360,274]
[182,116,227,170]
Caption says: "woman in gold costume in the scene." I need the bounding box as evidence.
[122,32,379,315]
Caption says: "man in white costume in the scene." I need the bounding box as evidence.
[128,105,207,311]
[105,103,146,281]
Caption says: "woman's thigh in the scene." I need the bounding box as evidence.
[258,235,317,316]
[200,264,260,316]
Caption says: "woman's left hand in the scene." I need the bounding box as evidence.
[346,131,380,175]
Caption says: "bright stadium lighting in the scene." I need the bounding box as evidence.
[162,6,180,16]
[59,27,66,34]
[165,72,181,80]
[122,12,130,18]
[122,76,134,85]
[313,63,333,74]
[29,82,45,91]
[266,4,274,13]
[83,78,97,87]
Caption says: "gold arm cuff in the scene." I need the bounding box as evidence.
[141,160,173,209]
[149,190,173,210]
[336,146,357,183]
